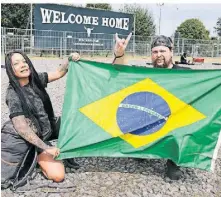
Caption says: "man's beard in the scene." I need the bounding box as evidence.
[152,58,172,68]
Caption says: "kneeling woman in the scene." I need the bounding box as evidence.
[1,51,80,186]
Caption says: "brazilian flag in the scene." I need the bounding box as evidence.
[57,60,221,171]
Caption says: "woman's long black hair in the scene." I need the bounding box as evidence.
[5,50,55,138]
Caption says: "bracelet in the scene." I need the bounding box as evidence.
[114,52,124,58]
[112,53,125,64]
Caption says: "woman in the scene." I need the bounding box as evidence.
[1,50,80,186]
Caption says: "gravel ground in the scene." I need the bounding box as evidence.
[1,58,221,197]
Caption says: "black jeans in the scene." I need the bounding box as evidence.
[38,117,61,153]
[48,116,61,141]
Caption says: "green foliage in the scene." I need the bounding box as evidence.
[86,4,112,10]
[175,19,210,40]
[214,17,221,37]
[1,4,32,28]
[121,4,156,38]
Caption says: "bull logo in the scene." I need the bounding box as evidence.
[84,26,94,37]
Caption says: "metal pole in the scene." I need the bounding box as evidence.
[158,3,164,35]
[4,27,7,54]
[150,36,153,56]
[133,14,136,57]
[30,3,33,55]
[92,36,94,57]
[112,34,115,54]
[22,36,24,51]
[178,37,180,55]
[181,38,184,54]
[159,7,161,35]
[2,35,5,55]
[64,31,67,57]
[60,37,62,58]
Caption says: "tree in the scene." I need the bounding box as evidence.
[214,17,221,37]
[175,19,210,40]
[86,4,112,10]
[1,4,31,29]
[120,4,156,38]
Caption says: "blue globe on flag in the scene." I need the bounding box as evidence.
[117,92,171,136]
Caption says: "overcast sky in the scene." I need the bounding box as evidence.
[109,3,221,37]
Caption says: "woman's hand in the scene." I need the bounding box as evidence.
[69,52,80,61]
[44,147,60,158]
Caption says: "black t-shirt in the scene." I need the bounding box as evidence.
[5,72,52,138]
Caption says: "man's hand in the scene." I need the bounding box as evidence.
[114,32,132,57]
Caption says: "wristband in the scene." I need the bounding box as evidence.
[114,52,124,58]
[112,53,125,64]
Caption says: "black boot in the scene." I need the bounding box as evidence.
[64,159,80,169]
[166,160,182,180]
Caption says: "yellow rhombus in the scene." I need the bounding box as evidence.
[80,78,206,148]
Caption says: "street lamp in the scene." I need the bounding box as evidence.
[157,3,164,35]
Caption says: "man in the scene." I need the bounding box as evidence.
[112,33,189,180]
[180,52,188,64]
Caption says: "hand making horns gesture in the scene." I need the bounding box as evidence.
[114,32,132,57]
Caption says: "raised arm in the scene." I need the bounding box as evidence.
[48,53,80,83]
[12,115,59,157]
[112,32,132,65]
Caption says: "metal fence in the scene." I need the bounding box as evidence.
[1,27,221,58]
